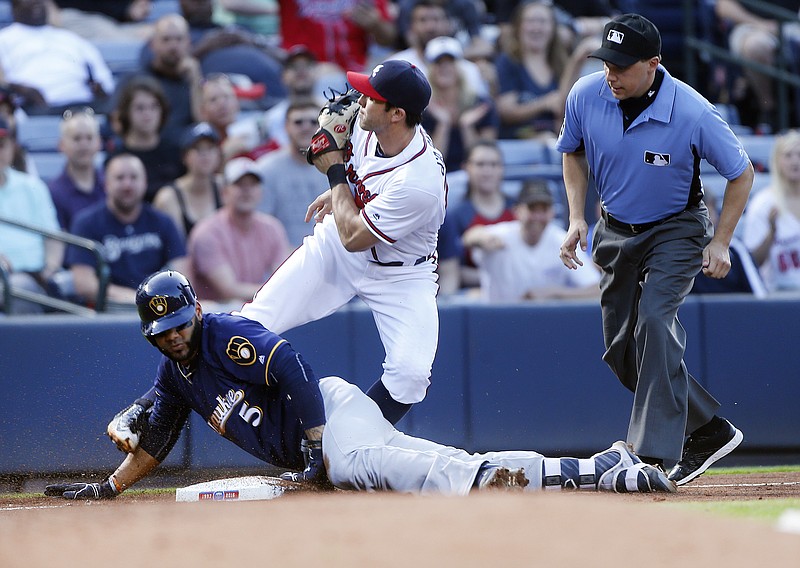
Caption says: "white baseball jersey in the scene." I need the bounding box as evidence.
[347,123,447,265]
[742,188,800,292]
[472,221,600,303]
[238,123,447,403]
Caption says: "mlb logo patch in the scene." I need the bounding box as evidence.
[607,30,624,44]
[644,151,670,166]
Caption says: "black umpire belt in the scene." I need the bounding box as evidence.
[601,208,684,235]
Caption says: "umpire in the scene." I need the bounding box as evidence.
[556,14,752,486]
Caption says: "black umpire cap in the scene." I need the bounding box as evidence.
[589,13,661,68]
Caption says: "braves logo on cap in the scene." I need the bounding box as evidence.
[607,29,624,44]
[371,64,384,78]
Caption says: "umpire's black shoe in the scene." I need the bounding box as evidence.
[668,418,743,486]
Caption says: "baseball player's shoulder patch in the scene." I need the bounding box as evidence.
[226,336,258,366]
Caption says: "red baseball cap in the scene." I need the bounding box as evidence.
[346,60,431,115]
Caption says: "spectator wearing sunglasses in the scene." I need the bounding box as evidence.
[256,99,329,247]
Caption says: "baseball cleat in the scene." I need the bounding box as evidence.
[611,463,677,493]
[475,465,529,491]
[594,441,676,493]
[668,418,743,486]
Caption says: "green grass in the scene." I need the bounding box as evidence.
[704,464,800,475]
[672,499,800,523]
[0,487,174,500]
[667,464,800,524]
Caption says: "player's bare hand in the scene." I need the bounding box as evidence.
[306,190,333,223]
[560,220,589,269]
[701,239,731,279]
[311,150,345,175]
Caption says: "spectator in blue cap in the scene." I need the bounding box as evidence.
[152,121,223,238]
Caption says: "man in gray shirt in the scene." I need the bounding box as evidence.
[257,99,329,247]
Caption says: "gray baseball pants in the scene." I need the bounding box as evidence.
[592,205,721,462]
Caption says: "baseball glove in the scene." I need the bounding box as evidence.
[305,87,361,165]
[107,398,152,453]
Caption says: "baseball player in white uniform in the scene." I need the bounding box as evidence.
[237,60,447,424]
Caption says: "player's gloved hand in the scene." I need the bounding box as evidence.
[280,439,333,489]
[107,398,153,453]
[44,478,119,500]
[305,88,360,165]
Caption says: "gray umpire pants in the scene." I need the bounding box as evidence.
[592,204,721,462]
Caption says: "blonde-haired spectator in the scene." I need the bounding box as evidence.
[422,36,498,173]
[743,130,800,292]
[48,108,105,230]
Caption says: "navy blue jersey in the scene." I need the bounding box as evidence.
[66,202,186,289]
[141,312,326,469]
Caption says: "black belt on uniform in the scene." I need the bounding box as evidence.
[369,253,434,267]
[601,208,684,235]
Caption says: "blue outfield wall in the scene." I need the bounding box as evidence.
[1,296,798,475]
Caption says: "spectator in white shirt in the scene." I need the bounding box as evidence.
[463,179,600,303]
[0,0,115,111]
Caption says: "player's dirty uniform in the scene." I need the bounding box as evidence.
[44,270,675,499]
[143,312,671,495]
[238,122,447,406]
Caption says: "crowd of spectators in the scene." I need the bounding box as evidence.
[2,0,800,314]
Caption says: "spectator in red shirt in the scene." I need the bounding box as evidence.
[278,0,397,71]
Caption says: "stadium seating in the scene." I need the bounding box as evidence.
[739,134,777,172]
[28,151,66,182]
[16,115,63,152]
[93,39,146,79]
[147,0,181,21]
[28,150,106,184]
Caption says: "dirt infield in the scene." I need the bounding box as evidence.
[2,471,799,568]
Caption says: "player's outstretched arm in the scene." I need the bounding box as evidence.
[45,447,160,500]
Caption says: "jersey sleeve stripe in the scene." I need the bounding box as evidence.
[361,209,396,243]
[264,338,287,385]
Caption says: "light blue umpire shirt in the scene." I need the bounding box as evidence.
[556,65,750,225]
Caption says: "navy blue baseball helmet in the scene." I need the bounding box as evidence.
[136,270,197,340]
